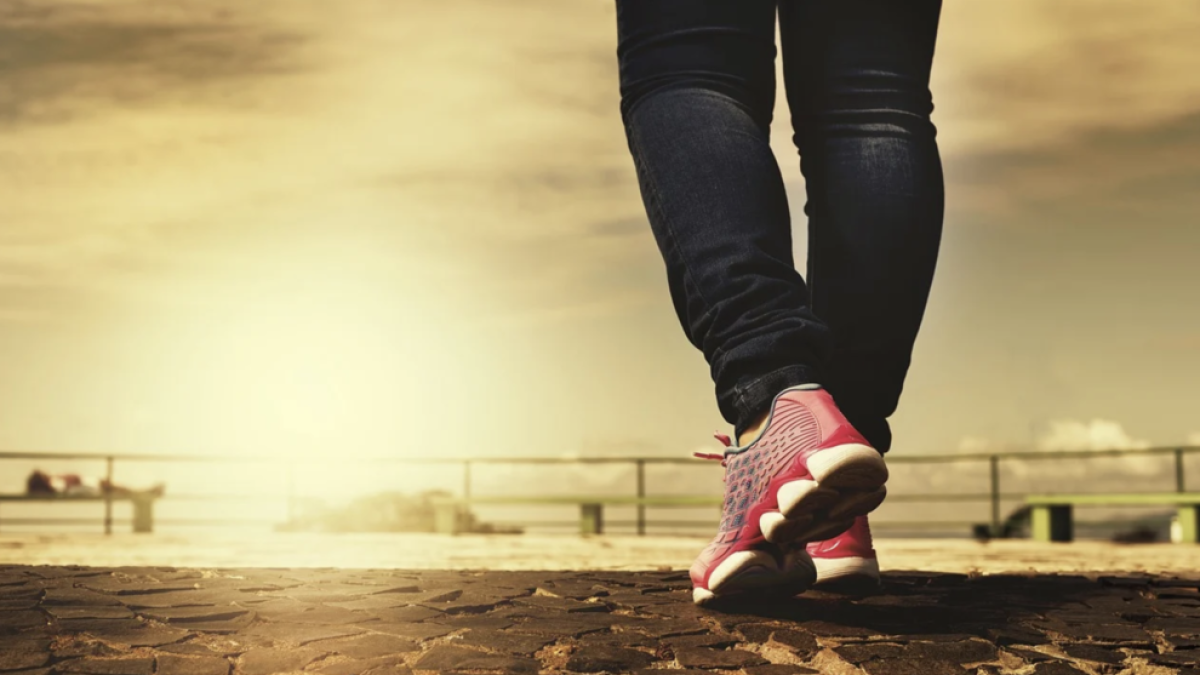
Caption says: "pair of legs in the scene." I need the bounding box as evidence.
[616,0,944,450]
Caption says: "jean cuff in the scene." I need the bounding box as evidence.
[727,364,822,441]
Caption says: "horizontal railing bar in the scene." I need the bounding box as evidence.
[26,491,1097,504]
[1026,492,1200,506]
[1,493,305,502]
[468,492,1033,505]
[869,521,986,527]
[0,518,130,525]
[493,518,1155,530]
[497,520,983,528]
[0,446,1195,465]
[2,445,1194,535]
[0,518,1162,530]
[149,494,291,502]
[585,520,1002,528]
[0,495,128,502]
[600,520,713,527]
[153,519,280,526]
[0,492,1039,505]
[473,521,588,528]
[887,446,1200,463]
[0,452,704,464]
[860,493,1032,502]
[466,496,719,506]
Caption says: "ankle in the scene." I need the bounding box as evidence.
[735,383,823,446]
[737,411,769,446]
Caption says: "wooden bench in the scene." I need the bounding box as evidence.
[0,493,159,534]
[1026,493,1200,544]
[432,496,722,535]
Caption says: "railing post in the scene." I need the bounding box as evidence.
[286,463,295,525]
[1176,448,1186,493]
[463,461,471,501]
[636,460,646,536]
[132,494,154,533]
[990,455,1000,536]
[104,456,114,535]
[581,503,603,535]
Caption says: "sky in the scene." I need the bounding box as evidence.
[1,0,1198,508]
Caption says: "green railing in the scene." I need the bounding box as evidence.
[0,446,1196,535]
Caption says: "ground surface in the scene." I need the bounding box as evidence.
[2,564,1200,675]
[2,535,1200,577]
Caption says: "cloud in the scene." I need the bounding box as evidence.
[934,0,1200,155]
[0,0,646,326]
[1034,419,1150,453]
[1020,419,1160,480]
[946,419,1167,490]
[953,420,1158,459]
[946,111,1200,224]
[0,2,306,125]
[956,436,1016,454]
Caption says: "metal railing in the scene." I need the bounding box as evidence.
[0,445,1196,535]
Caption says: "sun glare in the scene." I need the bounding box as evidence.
[123,252,505,509]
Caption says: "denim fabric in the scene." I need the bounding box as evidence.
[616,0,944,451]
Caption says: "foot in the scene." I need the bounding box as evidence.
[809,515,882,593]
[690,385,888,605]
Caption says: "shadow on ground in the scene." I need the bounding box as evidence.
[1,566,1199,674]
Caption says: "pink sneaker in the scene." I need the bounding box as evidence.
[690,385,888,605]
[809,515,882,592]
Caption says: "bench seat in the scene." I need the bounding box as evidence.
[0,493,159,533]
[1026,493,1200,544]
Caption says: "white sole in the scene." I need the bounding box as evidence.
[813,555,880,582]
[693,548,816,606]
[812,556,882,593]
[762,444,887,546]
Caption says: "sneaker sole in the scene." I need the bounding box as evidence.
[693,548,816,606]
[812,555,882,594]
[760,444,887,547]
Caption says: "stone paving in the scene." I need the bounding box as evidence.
[2,565,1200,675]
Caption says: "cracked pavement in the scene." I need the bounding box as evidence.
[2,565,1199,675]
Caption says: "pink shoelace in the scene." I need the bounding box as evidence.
[693,432,735,465]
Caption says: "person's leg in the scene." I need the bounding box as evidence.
[777,0,943,591]
[618,4,893,606]
[616,0,830,443]
[779,0,945,454]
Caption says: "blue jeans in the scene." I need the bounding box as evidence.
[616,0,944,451]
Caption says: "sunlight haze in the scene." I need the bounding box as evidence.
[1,0,1197,509]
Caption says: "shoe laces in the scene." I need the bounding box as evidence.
[692,432,736,467]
